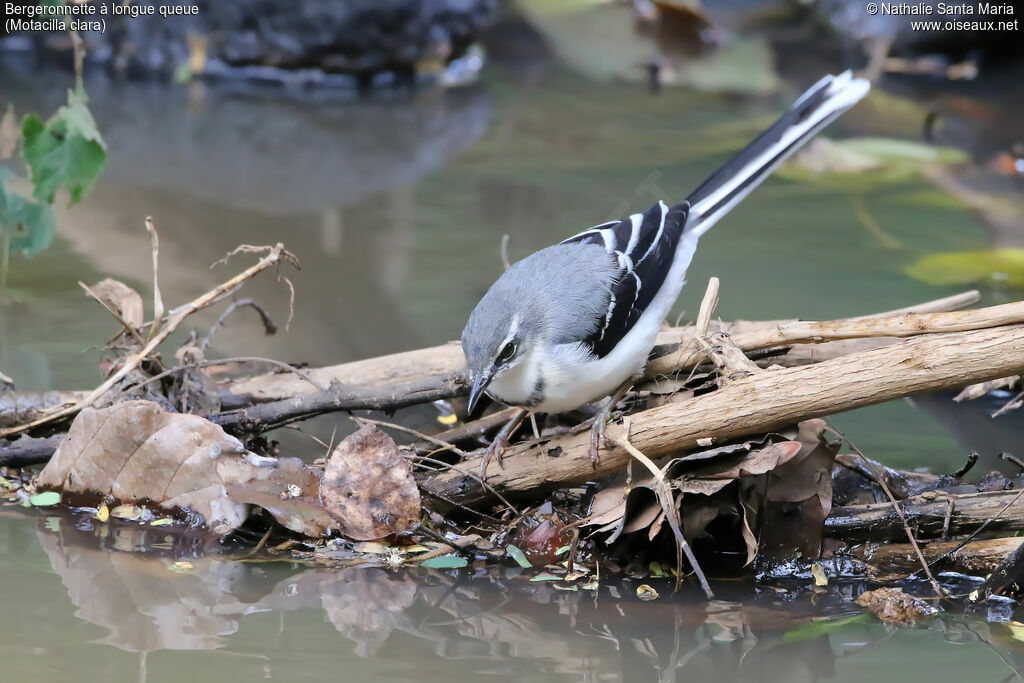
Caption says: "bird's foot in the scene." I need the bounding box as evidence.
[587,379,637,467]
[478,408,529,480]
[479,435,510,481]
[588,404,619,467]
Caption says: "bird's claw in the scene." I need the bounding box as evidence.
[479,436,509,480]
[588,409,618,468]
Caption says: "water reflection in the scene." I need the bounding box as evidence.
[18,513,1024,681]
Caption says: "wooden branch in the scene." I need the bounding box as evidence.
[645,298,1024,378]
[422,325,1024,507]
[826,488,1024,541]
[0,391,91,429]
[0,436,63,467]
[211,372,469,434]
[850,537,1024,575]
[219,292,982,411]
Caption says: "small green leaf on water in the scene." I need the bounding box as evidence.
[906,249,1024,287]
[150,518,174,527]
[29,491,60,507]
[780,613,871,643]
[529,572,563,582]
[553,545,571,556]
[506,544,532,568]
[649,561,668,578]
[420,555,468,569]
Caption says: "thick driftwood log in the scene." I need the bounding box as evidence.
[422,325,1024,507]
[850,537,1024,575]
[826,488,1024,541]
[218,292,980,409]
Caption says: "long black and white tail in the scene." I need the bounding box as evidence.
[685,71,870,237]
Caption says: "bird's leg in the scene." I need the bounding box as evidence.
[589,379,636,466]
[479,407,529,480]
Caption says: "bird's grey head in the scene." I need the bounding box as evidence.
[461,278,544,413]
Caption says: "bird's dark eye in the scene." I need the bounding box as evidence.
[497,342,516,364]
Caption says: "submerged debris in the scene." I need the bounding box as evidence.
[855,588,939,625]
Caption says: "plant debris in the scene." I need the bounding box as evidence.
[855,588,939,625]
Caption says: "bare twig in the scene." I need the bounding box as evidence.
[200,298,277,351]
[500,234,511,271]
[352,416,468,458]
[610,419,713,599]
[831,426,945,597]
[0,240,295,438]
[145,217,165,345]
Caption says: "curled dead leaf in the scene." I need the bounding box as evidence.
[38,400,333,536]
[86,278,145,330]
[321,425,420,541]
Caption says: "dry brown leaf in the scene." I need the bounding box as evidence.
[321,425,420,541]
[87,278,145,330]
[38,400,333,536]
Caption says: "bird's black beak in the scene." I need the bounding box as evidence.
[467,371,493,414]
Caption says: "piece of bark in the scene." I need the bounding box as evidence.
[851,537,1024,576]
[0,391,92,429]
[423,325,1024,508]
[0,436,63,467]
[826,488,1024,541]
[981,540,1024,598]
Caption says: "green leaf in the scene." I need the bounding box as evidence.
[21,89,107,205]
[906,248,1024,287]
[553,545,571,556]
[420,554,468,569]
[506,544,532,568]
[29,491,61,507]
[0,171,56,257]
[780,613,872,644]
[529,572,564,582]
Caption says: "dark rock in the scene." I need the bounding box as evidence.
[1,0,498,86]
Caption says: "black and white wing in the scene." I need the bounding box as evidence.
[560,200,688,358]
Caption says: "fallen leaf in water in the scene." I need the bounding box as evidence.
[907,248,1024,287]
[110,504,146,521]
[94,504,109,522]
[1006,621,1024,642]
[856,588,938,624]
[29,491,60,507]
[782,136,968,190]
[811,563,829,587]
[37,400,333,536]
[320,425,420,541]
[420,555,468,569]
[636,584,659,601]
[506,544,532,568]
